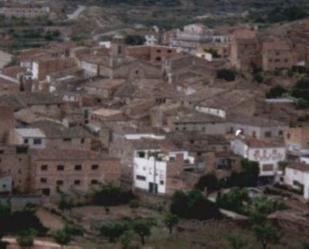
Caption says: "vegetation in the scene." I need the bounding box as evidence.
[195,173,219,193]
[163,213,179,234]
[16,229,37,249]
[125,35,146,45]
[53,229,72,248]
[226,233,248,249]
[291,77,309,108]
[266,86,287,99]
[217,188,250,214]
[217,69,236,82]
[170,190,221,220]
[92,184,136,206]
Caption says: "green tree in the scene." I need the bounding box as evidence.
[133,220,152,245]
[100,222,128,243]
[195,173,219,193]
[16,229,37,249]
[163,213,179,234]
[125,35,146,45]
[253,223,280,249]
[226,233,247,249]
[120,230,137,249]
[53,229,71,248]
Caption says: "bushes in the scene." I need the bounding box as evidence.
[266,86,287,99]
[170,190,221,220]
[92,184,136,206]
[195,173,219,193]
[216,69,236,81]
[217,188,249,214]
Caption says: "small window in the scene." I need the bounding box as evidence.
[81,138,85,144]
[264,131,272,138]
[56,180,64,186]
[57,165,64,171]
[41,165,48,171]
[63,138,72,142]
[92,164,99,170]
[74,165,82,171]
[74,180,81,185]
[91,179,99,185]
[24,138,29,144]
[160,180,164,185]
[40,178,47,183]
[136,175,146,181]
[33,138,42,145]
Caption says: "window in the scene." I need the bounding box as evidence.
[91,179,99,185]
[92,164,99,170]
[40,178,47,183]
[33,138,42,145]
[57,165,64,171]
[24,138,29,144]
[63,138,72,142]
[264,131,272,138]
[278,130,283,136]
[160,180,164,185]
[74,165,82,171]
[136,175,146,181]
[137,151,145,158]
[42,188,50,196]
[41,165,48,171]
[74,180,81,185]
[56,180,64,186]
[81,138,85,144]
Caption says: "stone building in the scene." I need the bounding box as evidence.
[0,106,15,143]
[0,145,31,193]
[284,125,309,151]
[261,39,295,71]
[230,29,260,70]
[30,149,121,196]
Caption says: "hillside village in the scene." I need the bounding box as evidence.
[0,0,309,249]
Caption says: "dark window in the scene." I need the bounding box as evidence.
[137,151,145,158]
[40,178,47,183]
[91,179,99,185]
[24,138,29,144]
[278,130,283,136]
[74,165,82,171]
[41,165,48,171]
[63,138,72,142]
[0,150,3,154]
[92,164,99,170]
[160,180,164,185]
[56,180,64,186]
[74,180,81,185]
[42,188,50,196]
[81,138,85,144]
[264,131,272,138]
[57,165,64,171]
[136,175,146,181]
[33,138,42,145]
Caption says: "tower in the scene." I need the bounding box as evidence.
[109,34,126,67]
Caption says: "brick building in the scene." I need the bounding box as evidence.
[262,39,295,71]
[30,149,121,196]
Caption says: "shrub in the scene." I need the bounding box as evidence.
[170,190,221,220]
[266,86,287,98]
[92,184,136,206]
[216,69,236,81]
[217,188,249,214]
[195,173,219,193]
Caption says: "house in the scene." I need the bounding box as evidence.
[0,145,31,193]
[8,128,46,149]
[284,125,309,151]
[231,137,286,180]
[283,163,309,200]
[262,39,295,71]
[133,149,195,195]
[30,149,121,196]
[230,29,260,70]
[31,120,93,151]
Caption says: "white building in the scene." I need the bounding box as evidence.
[231,137,286,178]
[284,164,309,199]
[133,149,194,194]
[8,128,46,149]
